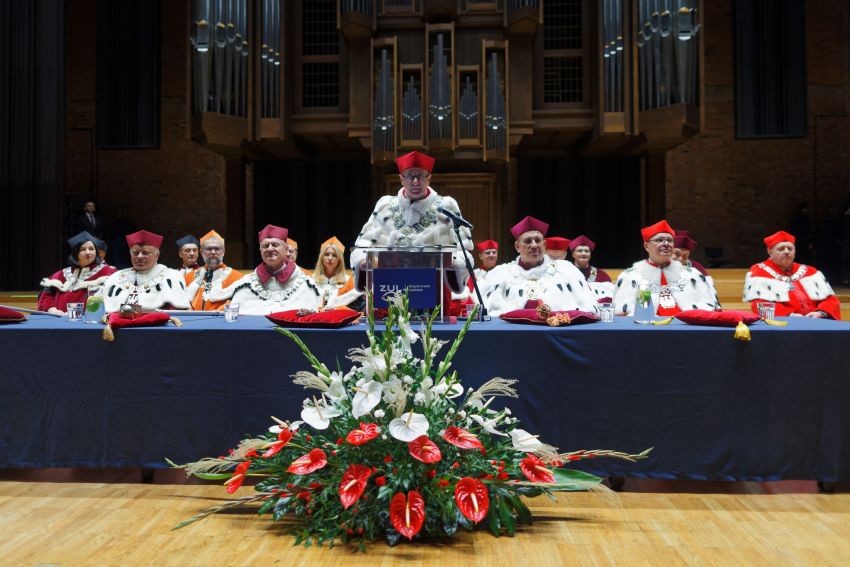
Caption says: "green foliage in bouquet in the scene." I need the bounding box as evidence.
[171,292,650,549]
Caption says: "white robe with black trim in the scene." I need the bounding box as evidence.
[481,258,599,317]
[350,188,473,293]
[612,260,720,316]
[227,269,321,316]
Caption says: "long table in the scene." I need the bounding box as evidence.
[3,314,849,481]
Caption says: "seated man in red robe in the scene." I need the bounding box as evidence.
[744,230,841,320]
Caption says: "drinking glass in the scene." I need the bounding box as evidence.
[67,303,85,322]
[85,290,104,323]
[599,302,615,323]
[224,304,239,323]
[758,302,776,322]
[633,284,656,324]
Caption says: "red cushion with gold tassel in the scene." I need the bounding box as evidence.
[102,311,181,341]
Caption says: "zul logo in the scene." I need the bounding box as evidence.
[378,285,401,292]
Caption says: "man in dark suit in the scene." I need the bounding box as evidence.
[79,201,104,239]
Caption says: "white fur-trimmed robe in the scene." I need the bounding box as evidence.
[743,267,834,303]
[101,264,190,313]
[350,188,473,293]
[481,258,600,317]
[612,260,720,315]
[227,269,321,316]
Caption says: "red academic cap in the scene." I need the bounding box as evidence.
[396,151,435,173]
[641,220,675,242]
[673,235,697,252]
[569,235,596,251]
[510,216,549,239]
[763,230,795,249]
[476,239,499,252]
[126,230,164,249]
[544,237,571,251]
[258,224,288,242]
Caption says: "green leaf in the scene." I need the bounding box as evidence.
[549,468,606,491]
[257,497,277,515]
[495,494,516,536]
[191,472,233,481]
[485,498,502,537]
[504,493,532,525]
[273,496,292,521]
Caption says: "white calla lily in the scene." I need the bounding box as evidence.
[388,412,430,442]
[300,402,343,430]
[509,428,543,452]
[470,414,508,437]
[352,380,383,418]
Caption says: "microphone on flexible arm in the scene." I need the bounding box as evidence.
[436,206,474,230]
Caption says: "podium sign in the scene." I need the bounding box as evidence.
[372,268,439,310]
[362,247,454,322]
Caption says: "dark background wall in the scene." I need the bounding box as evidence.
[666,0,849,267]
[65,0,226,271]
[0,0,65,290]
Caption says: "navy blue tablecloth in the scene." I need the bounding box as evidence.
[2,314,849,481]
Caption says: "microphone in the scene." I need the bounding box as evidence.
[436,206,473,230]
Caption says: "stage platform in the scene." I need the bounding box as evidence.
[3,313,850,482]
[1,475,849,566]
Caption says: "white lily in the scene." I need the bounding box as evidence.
[381,375,408,407]
[388,411,430,442]
[509,428,543,452]
[268,419,303,434]
[300,399,343,430]
[326,372,348,403]
[431,377,463,399]
[470,413,508,437]
[352,380,383,418]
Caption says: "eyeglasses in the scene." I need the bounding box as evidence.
[203,246,222,253]
[648,238,674,245]
[402,173,429,182]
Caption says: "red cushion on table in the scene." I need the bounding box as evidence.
[107,311,172,329]
[266,309,361,329]
[500,309,600,326]
[675,309,760,328]
[0,306,26,323]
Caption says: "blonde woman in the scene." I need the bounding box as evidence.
[312,237,362,309]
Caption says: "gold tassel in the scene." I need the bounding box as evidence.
[102,324,115,342]
[734,321,751,342]
[546,312,572,327]
[650,317,673,326]
[170,316,183,327]
[763,318,788,327]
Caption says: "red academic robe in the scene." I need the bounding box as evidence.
[37,264,117,312]
[745,259,841,320]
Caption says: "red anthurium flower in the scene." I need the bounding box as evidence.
[339,464,372,509]
[287,448,328,475]
[442,426,484,451]
[262,428,294,458]
[224,460,251,494]
[389,490,426,539]
[408,435,442,464]
[454,478,489,523]
[346,422,380,446]
[520,454,555,483]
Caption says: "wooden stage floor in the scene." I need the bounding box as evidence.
[2,471,849,566]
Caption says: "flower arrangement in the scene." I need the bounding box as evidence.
[171,293,650,548]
